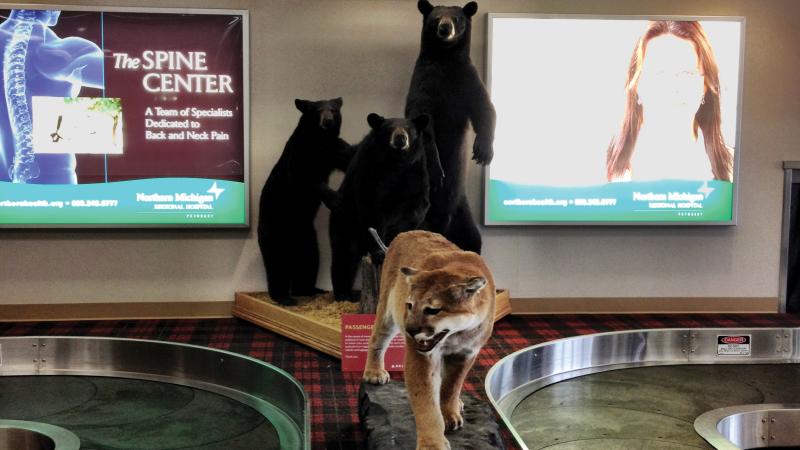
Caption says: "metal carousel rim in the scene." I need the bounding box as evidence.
[0,336,310,450]
[0,419,81,450]
[485,327,800,450]
[695,403,800,450]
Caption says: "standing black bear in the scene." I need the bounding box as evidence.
[258,98,352,306]
[330,113,432,301]
[405,0,496,253]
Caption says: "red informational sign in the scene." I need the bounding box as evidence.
[720,336,746,344]
[717,334,751,356]
[341,314,405,372]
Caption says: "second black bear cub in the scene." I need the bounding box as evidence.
[258,98,352,306]
[329,113,432,301]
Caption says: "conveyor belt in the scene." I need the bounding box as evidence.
[1,376,281,450]
[486,328,800,449]
[511,364,800,449]
[0,337,309,449]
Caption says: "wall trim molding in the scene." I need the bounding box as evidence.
[510,297,779,314]
[0,301,234,322]
[0,297,780,322]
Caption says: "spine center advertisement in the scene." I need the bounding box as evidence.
[0,9,246,225]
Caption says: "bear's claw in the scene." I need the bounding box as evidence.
[472,137,494,165]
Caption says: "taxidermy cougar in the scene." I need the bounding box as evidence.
[363,230,495,450]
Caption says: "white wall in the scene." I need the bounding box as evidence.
[2,0,798,304]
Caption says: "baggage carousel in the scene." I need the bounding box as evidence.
[486,328,800,449]
[0,337,309,450]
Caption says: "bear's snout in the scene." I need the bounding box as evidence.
[437,18,455,40]
[319,110,335,130]
[390,128,410,150]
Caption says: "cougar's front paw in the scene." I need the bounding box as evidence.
[362,367,389,385]
[441,400,464,431]
[416,437,450,450]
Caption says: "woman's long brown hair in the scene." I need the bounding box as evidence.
[606,21,733,182]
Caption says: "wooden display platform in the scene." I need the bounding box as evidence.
[233,290,512,358]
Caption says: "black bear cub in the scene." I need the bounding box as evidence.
[258,98,352,306]
[405,0,496,254]
[329,113,432,301]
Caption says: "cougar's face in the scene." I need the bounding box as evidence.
[400,267,487,353]
[402,278,484,353]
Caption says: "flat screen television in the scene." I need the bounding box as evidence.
[484,15,744,225]
[0,6,249,227]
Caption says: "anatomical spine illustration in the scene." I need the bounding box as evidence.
[0,9,104,184]
[4,9,36,183]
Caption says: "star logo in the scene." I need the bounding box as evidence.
[207,182,224,200]
[697,181,714,199]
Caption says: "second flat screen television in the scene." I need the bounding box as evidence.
[484,15,744,225]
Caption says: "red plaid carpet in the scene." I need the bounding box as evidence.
[3,313,800,449]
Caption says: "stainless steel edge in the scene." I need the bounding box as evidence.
[485,327,800,450]
[481,12,494,227]
[0,3,249,16]
[730,15,746,227]
[779,167,795,313]
[0,419,81,450]
[0,336,310,450]
[242,9,251,229]
[695,403,800,449]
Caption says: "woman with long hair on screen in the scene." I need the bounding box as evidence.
[606,20,733,182]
